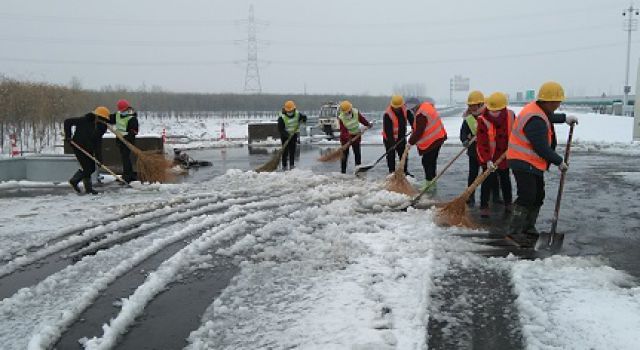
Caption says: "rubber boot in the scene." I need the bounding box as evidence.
[83,178,99,195]
[505,204,531,247]
[69,170,83,193]
[523,205,541,237]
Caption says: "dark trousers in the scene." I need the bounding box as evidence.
[384,139,407,173]
[341,142,362,174]
[420,143,442,181]
[281,134,298,168]
[72,146,96,179]
[467,152,480,200]
[481,168,513,207]
[513,170,545,207]
[117,138,135,181]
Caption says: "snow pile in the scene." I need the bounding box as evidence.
[511,256,640,350]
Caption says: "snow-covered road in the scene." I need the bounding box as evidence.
[2,160,640,349]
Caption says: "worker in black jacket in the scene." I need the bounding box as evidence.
[64,106,110,194]
[277,100,307,170]
[506,81,578,247]
[382,95,414,175]
[112,99,139,183]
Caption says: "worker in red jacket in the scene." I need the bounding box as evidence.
[476,92,514,218]
[338,100,371,174]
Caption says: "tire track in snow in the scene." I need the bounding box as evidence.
[0,191,304,350]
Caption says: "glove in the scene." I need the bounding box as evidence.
[486,160,496,171]
[558,162,569,172]
[565,115,579,125]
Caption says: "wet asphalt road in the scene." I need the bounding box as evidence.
[2,129,639,349]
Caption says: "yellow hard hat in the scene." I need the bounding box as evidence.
[93,106,110,120]
[467,90,485,105]
[390,95,404,108]
[340,100,352,113]
[537,81,565,102]
[486,92,508,111]
[283,100,296,112]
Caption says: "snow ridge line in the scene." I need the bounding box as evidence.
[10,194,300,350]
[0,193,232,278]
[0,193,216,263]
[66,195,263,259]
[67,203,307,350]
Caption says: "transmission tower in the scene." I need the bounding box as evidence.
[244,5,262,93]
[622,3,638,114]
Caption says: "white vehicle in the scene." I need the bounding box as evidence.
[317,102,340,140]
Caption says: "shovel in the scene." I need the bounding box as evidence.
[355,132,411,175]
[534,123,575,253]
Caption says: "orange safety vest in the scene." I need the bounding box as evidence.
[477,109,515,163]
[382,106,407,140]
[507,102,554,171]
[412,102,447,151]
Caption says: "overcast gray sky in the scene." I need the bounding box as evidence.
[0,0,637,101]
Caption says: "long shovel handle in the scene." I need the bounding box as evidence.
[549,123,575,236]
[356,132,412,174]
[412,136,477,203]
[70,140,129,186]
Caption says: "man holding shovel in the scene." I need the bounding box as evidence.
[277,100,307,170]
[382,95,414,176]
[338,100,371,174]
[505,81,578,247]
[64,106,110,195]
[111,99,139,183]
[406,97,447,189]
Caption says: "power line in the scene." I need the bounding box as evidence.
[0,40,632,67]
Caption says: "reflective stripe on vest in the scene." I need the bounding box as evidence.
[280,111,300,134]
[412,103,447,151]
[339,108,361,135]
[465,114,478,135]
[115,112,133,134]
[507,102,553,171]
[382,106,406,140]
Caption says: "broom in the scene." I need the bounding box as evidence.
[255,127,298,173]
[100,122,174,183]
[384,144,418,196]
[318,130,365,162]
[435,151,507,228]
[69,140,131,187]
[411,136,476,205]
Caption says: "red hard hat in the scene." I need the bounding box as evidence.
[117,99,131,112]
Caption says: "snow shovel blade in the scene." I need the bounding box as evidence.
[534,231,564,253]
[354,164,373,175]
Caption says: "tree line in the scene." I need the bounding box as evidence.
[0,76,398,152]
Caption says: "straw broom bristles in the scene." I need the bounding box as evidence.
[385,145,417,196]
[435,152,507,228]
[255,128,300,173]
[102,122,174,183]
[318,133,362,162]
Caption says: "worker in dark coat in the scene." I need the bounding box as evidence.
[460,90,484,206]
[382,95,414,176]
[277,100,307,170]
[506,81,578,247]
[64,106,110,194]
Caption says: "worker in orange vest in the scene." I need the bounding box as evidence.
[382,95,414,175]
[406,97,447,188]
[505,81,578,247]
[476,92,515,218]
